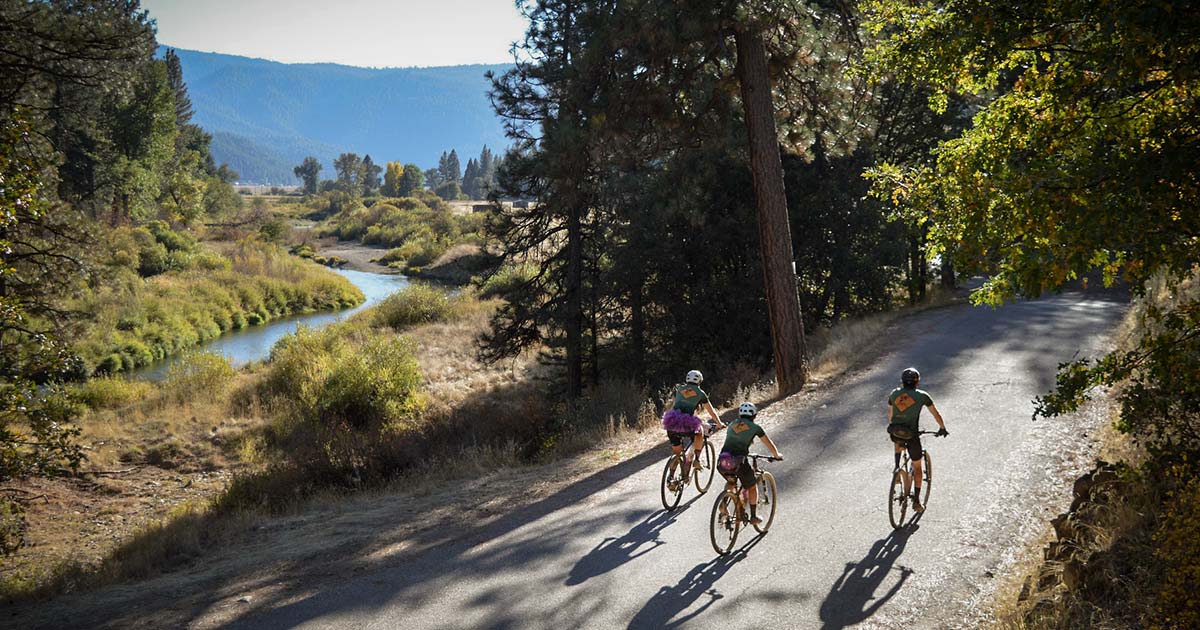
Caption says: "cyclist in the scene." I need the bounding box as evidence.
[717,402,783,525]
[887,367,948,513]
[662,369,724,479]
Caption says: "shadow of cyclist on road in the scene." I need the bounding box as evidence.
[818,522,919,630]
[626,534,764,629]
[565,500,700,586]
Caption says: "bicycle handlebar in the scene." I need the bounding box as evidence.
[918,430,947,437]
[747,454,781,462]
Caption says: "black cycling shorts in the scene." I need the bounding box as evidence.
[718,452,756,489]
[667,431,698,447]
[889,428,923,462]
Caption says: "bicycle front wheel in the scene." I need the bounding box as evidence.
[661,454,684,510]
[888,468,908,529]
[694,439,716,494]
[753,471,777,533]
[710,491,741,555]
[921,451,933,508]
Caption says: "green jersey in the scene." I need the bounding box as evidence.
[672,384,709,415]
[722,418,765,455]
[888,387,934,431]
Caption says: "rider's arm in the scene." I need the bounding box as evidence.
[887,405,894,423]
[703,401,724,429]
[760,434,783,460]
[928,403,946,430]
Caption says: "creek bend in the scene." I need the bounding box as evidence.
[131,268,410,381]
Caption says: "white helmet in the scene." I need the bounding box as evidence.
[738,402,757,418]
[685,369,703,385]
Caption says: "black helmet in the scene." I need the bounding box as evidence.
[901,367,920,388]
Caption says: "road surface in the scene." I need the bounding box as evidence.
[211,290,1125,629]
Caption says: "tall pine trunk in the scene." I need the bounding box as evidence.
[735,26,808,395]
[565,203,583,400]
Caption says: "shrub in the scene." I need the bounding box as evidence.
[162,352,237,404]
[1153,465,1200,628]
[258,326,424,480]
[478,264,535,299]
[373,284,453,330]
[73,376,153,409]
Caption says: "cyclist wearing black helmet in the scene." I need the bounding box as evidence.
[887,367,947,513]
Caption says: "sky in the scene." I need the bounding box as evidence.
[141,0,528,68]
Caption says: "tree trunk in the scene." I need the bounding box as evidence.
[940,248,956,288]
[735,26,808,396]
[908,230,920,304]
[630,270,645,386]
[565,203,583,400]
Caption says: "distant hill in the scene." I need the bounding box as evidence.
[166,48,511,184]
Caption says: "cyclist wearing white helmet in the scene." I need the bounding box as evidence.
[887,367,948,513]
[716,402,783,526]
[662,369,724,478]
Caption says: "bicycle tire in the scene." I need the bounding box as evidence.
[921,450,933,507]
[694,440,716,494]
[660,454,685,510]
[888,467,908,529]
[710,491,740,555]
[753,471,777,533]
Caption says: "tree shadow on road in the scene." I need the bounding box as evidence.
[626,534,764,629]
[818,521,919,630]
[565,492,706,586]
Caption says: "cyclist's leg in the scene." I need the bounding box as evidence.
[893,442,904,469]
[908,437,925,510]
[738,462,758,521]
[690,432,704,467]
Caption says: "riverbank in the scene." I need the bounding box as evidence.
[312,239,398,274]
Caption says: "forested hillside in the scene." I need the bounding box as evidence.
[167,48,510,183]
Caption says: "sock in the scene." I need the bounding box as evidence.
[894,452,901,469]
[750,504,758,519]
[912,486,921,499]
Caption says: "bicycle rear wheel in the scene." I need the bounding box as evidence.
[710,491,741,555]
[694,440,716,494]
[888,468,908,529]
[753,471,777,533]
[920,451,933,507]
[661,454,685,510]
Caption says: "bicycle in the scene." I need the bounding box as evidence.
[660,422,718,510]
[888,430,943,529]
[709,453,779,555]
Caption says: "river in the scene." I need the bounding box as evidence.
[132,268,410,381]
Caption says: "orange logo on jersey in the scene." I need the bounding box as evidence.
[732,422,751,434]
[680,387,699,399]
[894,393,917,412]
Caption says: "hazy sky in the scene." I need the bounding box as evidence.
[142,0,528,67]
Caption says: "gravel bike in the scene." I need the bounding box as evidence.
[709,453,779,555]
[888,430,942,528]
[660,422,718,510]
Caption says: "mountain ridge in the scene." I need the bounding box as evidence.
[167,47,512,184]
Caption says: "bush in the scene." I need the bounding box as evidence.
[73,376,153,409]
[258,326,424,480]
[373,284,454,330]
[478,264,535,299]
[162,352,237,404]
[1153,465,1200,627]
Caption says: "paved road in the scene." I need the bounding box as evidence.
[227,291,1125,629]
